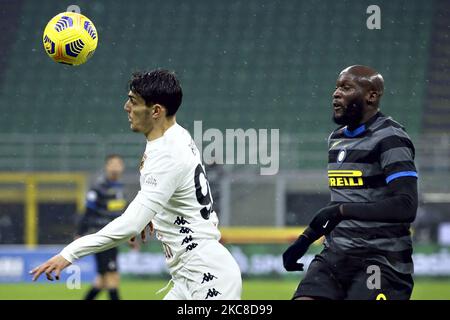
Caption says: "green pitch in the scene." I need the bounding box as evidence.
[0,278,449,300]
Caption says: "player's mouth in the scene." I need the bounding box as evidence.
[333,101,345,114]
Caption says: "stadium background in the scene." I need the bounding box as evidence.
[0,0,449,299]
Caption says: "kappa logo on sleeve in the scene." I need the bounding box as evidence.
[144,175,157,187]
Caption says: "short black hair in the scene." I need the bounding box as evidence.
[129,69,183,116]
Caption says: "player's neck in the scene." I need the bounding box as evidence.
[145,117,176,141]
[348,108,379,130]
[360,109,379,125]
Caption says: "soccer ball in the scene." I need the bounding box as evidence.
[42,12,98,66]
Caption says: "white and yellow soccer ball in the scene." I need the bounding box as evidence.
[42,12,98,66]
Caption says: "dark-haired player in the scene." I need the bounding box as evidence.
[283,65,418,300]
[31,69,242,300]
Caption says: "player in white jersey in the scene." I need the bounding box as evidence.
[30,69,242,300]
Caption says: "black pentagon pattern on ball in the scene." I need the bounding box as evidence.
[54,16,73,32]
[43,35,55,54]
[65,39,85,57]
[84,21,97,40]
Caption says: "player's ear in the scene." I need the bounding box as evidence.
[151,104,164,119]
[366,90,379,106]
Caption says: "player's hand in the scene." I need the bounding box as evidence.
[127,236,141,250]
[282,232,314,271]
[308,204,343,236]
[29,254,71,282]
[129,221,154,243]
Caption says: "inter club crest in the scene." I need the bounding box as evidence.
[337,148,347,164]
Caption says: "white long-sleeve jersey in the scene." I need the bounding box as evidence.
[60,123,221,274]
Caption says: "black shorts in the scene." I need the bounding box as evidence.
[293,247,413,300]
[94,247,118,274]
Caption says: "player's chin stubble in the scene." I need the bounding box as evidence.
[332,99,364,127]
[130,123,139,132]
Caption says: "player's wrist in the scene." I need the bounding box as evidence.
[307,204,344,236]
[59,249,75,264]
[302,227,320,243]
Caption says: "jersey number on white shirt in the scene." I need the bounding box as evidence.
[194,164,214,220]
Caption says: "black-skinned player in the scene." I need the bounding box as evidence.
[284,65,418,300]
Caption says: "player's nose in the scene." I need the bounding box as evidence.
[332,88,341,98]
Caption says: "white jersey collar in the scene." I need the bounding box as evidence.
[146,122,180,146]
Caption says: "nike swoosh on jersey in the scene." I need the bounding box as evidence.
[330,141,342,149]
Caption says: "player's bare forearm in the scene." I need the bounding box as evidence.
[30,254,71,281]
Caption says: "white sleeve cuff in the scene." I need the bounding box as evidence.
[60,249,76,264]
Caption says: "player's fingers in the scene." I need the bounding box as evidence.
[31,270,42,281]
[31,265,45,281]
[55,267,62,280]
[29,266,39,275]
[141,229,146,242]
[149,222,154,234]
[287,263,304,272]
[31,262,52,280]
[45,265,55,281]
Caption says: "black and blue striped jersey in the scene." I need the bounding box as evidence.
[325,112,418,274]
[77,176,127,235]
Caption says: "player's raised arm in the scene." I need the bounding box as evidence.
[30,196,157,281]
[31,149,181,282]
